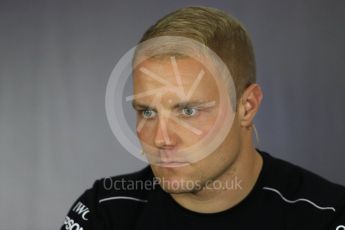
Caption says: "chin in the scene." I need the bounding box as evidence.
[158,177,200,194]
[151,166,202,194]
[161,186,195,194]
[151,164,190,182]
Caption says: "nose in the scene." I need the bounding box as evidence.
[154,114,176,148]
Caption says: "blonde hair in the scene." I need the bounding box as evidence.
[138,6,256,99]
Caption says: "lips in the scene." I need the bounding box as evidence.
[156,161,189,168]
[155,149,190,167]
[158,149,177,156]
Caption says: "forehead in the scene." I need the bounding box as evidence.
[131,57,226,108]
[132,56,218,87]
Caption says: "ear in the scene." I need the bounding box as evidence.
[238,84,263,128]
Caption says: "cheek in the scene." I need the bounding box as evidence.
[190,113,217,129]
[136,120,155,142]
[135,111,220,145]
[174,114,218,145]
[188,107,231,147]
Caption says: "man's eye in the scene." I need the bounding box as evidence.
[181,107,198,117]
[141,109,156,119]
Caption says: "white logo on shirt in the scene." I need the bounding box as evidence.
[64,216,83,230]
[72,201,90,221]
[336,225,345,230]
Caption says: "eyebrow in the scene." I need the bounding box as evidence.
[131,100,215,110]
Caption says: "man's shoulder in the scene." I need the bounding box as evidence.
[260,150,345,215]
[61,166,155,230]
[91,165,156,202]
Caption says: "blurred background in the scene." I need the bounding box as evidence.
[0,0,344,229]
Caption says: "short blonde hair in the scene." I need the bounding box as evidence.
[138,6,256,98]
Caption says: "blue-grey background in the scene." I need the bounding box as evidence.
[0,0,344,229]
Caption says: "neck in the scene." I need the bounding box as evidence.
[170,134,263,213]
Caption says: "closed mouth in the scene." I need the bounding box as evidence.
[156,161,189,167]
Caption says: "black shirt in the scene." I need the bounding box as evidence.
[61,150,345,230]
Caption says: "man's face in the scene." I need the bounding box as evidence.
[132,56,241,193]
